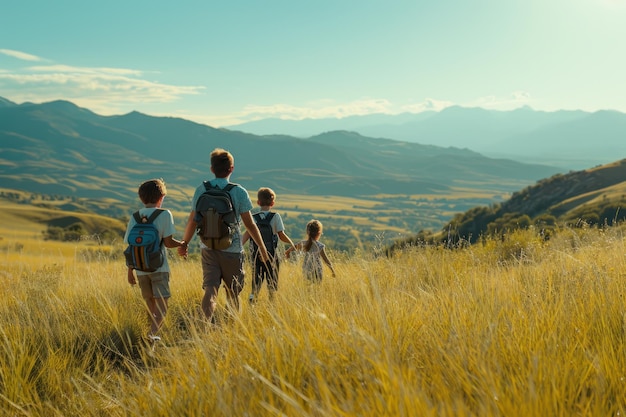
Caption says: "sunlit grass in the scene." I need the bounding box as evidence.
[1,225,626,416]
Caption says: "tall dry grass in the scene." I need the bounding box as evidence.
[1,225,626,416]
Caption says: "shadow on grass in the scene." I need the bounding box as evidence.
[98,325,159,373]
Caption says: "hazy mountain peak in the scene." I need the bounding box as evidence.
[115,110,151,120]
[311,130,364,139]
[35,100,99,119]
[41,99,81,109]
[0,97,17,108]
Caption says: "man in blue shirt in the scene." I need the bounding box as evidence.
[179,148,269,323]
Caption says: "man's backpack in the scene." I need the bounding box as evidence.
[124,209,164,272]
[194,181,238,250]
[252,212,278,258]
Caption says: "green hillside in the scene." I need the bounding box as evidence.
[392,159,626,250]
[0,190,127,242]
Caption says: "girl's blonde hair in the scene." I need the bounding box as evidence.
[305,219,323,251]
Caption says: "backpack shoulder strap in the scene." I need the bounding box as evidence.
[203,181,238,192]
[133,209,164,224]
[253,212,275,224]
[146,208,164,223]
[224,183,238,217]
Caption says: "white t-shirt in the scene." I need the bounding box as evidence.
[255,210,285,234]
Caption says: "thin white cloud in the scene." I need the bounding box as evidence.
[238,98,394,121]
[201,93,531,127]
[182,97,456,127]
[28,64,144,76]
[402,98,454,113]
[511,90,531,101]
[0,49,43,61]
[470,91,532,110]
[193,93,531,126]
[0,57,204,115]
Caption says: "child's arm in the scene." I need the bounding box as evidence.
[241,230,251,246]
[278,231,296,251]
[320,248,336,277]
[127,267,136,285]
[162,235,185,249]
[284,241,301,259]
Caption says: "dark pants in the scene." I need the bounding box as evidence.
[251,256,279,296]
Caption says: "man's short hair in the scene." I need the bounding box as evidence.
[211,148,234,178]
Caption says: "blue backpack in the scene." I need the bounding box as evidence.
[124,209,164,272]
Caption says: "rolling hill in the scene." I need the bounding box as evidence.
[390,158,626,250]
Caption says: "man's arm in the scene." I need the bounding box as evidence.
[241,211,269,262]
[177,210,196,257]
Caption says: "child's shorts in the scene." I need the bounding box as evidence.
[138,272,171,299]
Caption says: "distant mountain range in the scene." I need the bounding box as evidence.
[227,106,626,169]
[3,96,626,250]
[0,96,562,214]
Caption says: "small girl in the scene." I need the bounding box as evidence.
[285,219,336,282]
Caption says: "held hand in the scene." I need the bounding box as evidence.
[285,246,296,259]
[177,242,188,258]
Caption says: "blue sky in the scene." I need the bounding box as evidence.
[1,0,625,127]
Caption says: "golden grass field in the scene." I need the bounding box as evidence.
[2,209,626,416]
